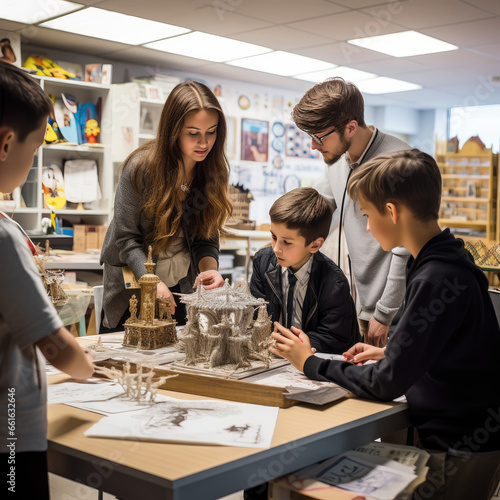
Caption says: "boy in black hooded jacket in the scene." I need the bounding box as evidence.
[271,149,500,500]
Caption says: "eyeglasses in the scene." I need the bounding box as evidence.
[309,120,350,146]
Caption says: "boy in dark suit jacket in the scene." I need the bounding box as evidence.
[250,187,360,354]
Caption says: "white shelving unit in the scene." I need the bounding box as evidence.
[12,75,113,232]
[111,83,165,166]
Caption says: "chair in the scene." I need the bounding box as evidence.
[93,285,104,334]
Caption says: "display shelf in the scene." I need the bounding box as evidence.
[11,75,113,233]
[437,139,498,240]
[110,83,167,165]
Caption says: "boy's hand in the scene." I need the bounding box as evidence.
[366,317,389,347]
[343,342,386,365]
[269,322,315,372]
[193,270,224,290]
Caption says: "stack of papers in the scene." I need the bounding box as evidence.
[293,443,429,500]
[48,379,279,448]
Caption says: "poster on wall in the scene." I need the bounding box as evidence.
[241,119,269,162]
[285,124,320,159]
[0,31,21,68]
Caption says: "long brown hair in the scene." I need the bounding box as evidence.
[131,81,232,254]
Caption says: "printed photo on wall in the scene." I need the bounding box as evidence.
[241,119,269,162]
[285,124,321,159]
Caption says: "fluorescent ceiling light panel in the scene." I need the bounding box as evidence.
[40,7,190,45]
[348,30,458,58]
[145,32,272,63]
[294,66,376,83]
[356,76,422,94]
[1,0,81,24]
[227,51,335,77]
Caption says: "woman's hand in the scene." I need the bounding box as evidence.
[157,281,176,314]
[193,270,225,290]
[343,342,386,365]
[269,322,316,372]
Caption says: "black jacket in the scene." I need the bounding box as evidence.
[304,229,500,452]
[250,247,360,354]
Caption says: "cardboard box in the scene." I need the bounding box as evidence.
[72,224,107,252]
[97,225,108,249]
[85,226,98,250]
[73,225,86,252]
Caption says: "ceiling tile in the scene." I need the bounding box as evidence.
[368,88,460,108]
[390,68,485,87]
[95,0,205,22]
[460,0,500,16]
[20,26,128,57]
[294,41,389,65]
[94,1,272,35]
[361,0,494,30]
[436,83,500,106]
[0,19,25,32]
[349,57,427,76]
[289,10,402,41]
[231,26,332,51]
[103,46,213,71]
[422,18,500,47]
[406,48,499,67]
[330,0,410,9]
[205,0,348,24]
[470,43,500,60]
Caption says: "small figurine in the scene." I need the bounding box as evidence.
[129,294,138,321]
[84,119,100,143]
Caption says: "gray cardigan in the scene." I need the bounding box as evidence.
[100,150,219,329]
[314,129,411,325]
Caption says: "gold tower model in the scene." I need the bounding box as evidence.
[122,246,177,349]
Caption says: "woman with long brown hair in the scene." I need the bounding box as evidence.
[100,81,232,331]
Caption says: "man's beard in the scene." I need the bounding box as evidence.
[323,134,351,166]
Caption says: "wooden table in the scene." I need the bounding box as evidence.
[47,374,410,500]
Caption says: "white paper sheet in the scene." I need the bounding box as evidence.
[244,363,343,391]
[64,159,100,203]
[48,379,125,405]
[297,450,417,500]
[67,392,176,415]
[85,398,279,448]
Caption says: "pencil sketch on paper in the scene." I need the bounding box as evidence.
[245,364,341,391]
[84,398,279,448]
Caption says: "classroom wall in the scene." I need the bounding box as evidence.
[22,44,441,225]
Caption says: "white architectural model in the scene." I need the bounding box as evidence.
[94,361,177,403]
[178,280,273,369]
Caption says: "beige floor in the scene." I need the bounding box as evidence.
[50,472,500,500]
[49,472,243,500]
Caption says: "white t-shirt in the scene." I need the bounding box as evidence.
[0,217,63,452]
[156,231,191,288]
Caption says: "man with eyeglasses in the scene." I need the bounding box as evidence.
[292,77,411,347]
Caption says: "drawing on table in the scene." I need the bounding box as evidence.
[85,398,279,448]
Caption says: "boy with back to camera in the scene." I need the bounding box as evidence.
[0,61,94,499]
[270,150,500,499]
[250,187,360,354]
